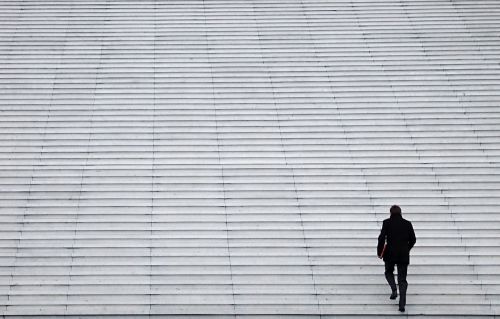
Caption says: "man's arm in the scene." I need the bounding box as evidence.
[377,221,387,257]
[408,222,416,250]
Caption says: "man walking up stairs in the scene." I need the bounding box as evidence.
[378,205,417,312]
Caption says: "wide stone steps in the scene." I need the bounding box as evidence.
[1,0,500,317]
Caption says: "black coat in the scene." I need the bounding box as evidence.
[377,214,416,264]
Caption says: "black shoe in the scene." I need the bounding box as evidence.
[399,307,405,312]
[390,290,398,300]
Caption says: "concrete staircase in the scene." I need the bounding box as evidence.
[1,0,500,317]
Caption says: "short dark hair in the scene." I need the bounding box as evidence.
[390,205,401,215]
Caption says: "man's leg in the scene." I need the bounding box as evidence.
[384,262,397,299]
[397,263,409,311]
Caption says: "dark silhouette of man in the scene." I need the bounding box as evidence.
[377,205,416,312]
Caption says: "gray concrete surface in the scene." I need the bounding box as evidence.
[0,0,500,317]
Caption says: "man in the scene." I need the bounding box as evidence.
[377,205,416,312]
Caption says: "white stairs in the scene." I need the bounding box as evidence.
[0,0,500,317]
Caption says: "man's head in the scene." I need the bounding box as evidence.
[390,205,402,215]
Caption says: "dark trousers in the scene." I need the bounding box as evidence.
[385,262,408,308]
